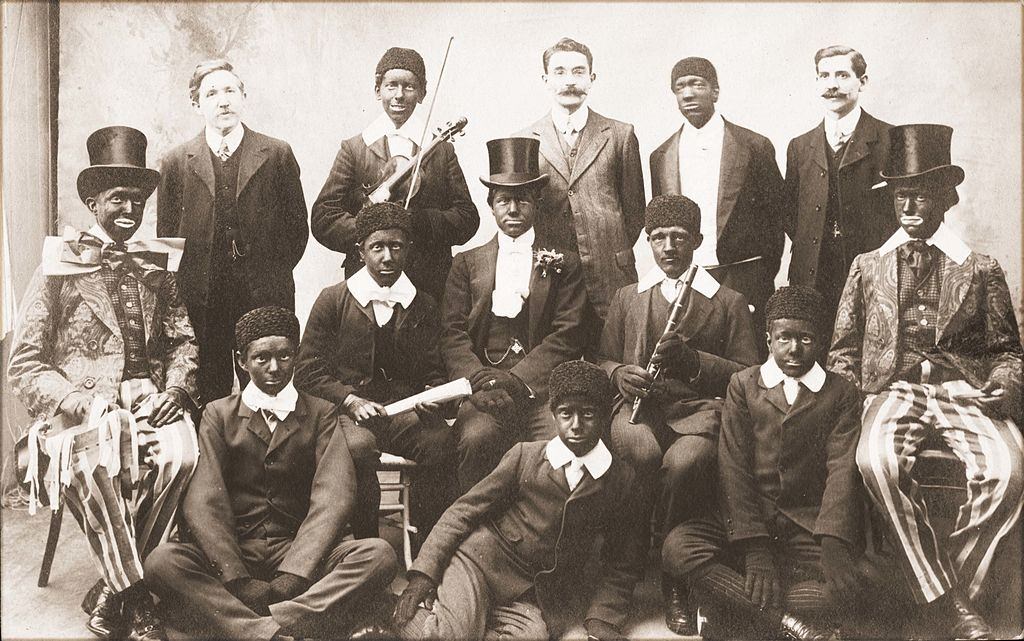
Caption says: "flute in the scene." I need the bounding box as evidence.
[629,264,698,424]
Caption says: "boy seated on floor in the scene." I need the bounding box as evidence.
[392,360,643,641]
[144,306,398,641]
[661,286,891,640]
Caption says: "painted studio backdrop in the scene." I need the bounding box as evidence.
[40,1,1022,328]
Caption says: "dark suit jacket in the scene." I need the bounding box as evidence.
[157,126,309,313]
[650,119,786,314]
[828,248,1023,412]
[718,365,864,548]
[411,441,643,631]
[784,111,896,294]
[517,111,646,318]
[294,280,445,405]
[440,238,587,400]
[310,133,478,302]
[597,280,760,433]
[182,391,354,583]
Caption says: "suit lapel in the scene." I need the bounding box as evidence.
[635,289,656,366]
[238,403,272,448]
[937,253,975,341]
[758,374,790,415]
[185,133,215,197]
[235,129,268,199]
[527,260,552,348]
[546,460,572,495]
[839,117,877,170]
[138,277,158,344]
[659,129,682,195]
[810,122,829,172]
[784,384,816,423]
[675,290,713,343]
[569,116,610,187]
[74,271,121,336]
[567,468,605,502]
[535,117,571,184]
[717,122,750,239]
[266,396,308,457]
[367,136,389,163]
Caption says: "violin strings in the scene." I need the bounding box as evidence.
[405,36,455,210]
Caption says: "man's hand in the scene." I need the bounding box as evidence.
[744,546,782,610]
[414,400,444,427]
[58,392,93,422]
[268,572,310,604]
[821,536,864,604]
[585,618,627,641]
[342,394,388,424]
[149,388,187,427]
[611,365,659,400]
[468,389,515,415]
[651,334,700,380]
[393,572,436,627]
[976,379,1015,419]
[226,577,273,616]
[469,367,525,396]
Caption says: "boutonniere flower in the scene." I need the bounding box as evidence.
[533,249,565,278]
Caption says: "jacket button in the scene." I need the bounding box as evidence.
[815,205,821,212]
[83,377,96,389]
[567,189,575,196]
[820,170,826,177]
[87,340,99,351]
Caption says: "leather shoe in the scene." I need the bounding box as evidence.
[779,613,835,641]
[125,597,168,641]
[949,594,994,640]
[664,583,697,636]
[349,624,395,640]
[85,583,124,639]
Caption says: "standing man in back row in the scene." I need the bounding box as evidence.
[312,47,478,303]
[517,37,646,343]
[785,45,894,329]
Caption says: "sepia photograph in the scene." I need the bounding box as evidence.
[2,1,1021,639]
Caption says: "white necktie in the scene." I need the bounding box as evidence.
[217,139,232,162]
[261,409,279,433]
[782,378,801,405]
[563,127,579,147]
[492,243,533,318]
[565,458,585,491]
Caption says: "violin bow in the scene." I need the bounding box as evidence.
[405,36,455,210]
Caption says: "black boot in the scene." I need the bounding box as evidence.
[664,580,697,636]
[940,589,994,640]
[122,584,168,641]
[84,580,124,639]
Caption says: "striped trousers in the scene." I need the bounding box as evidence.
[62,379,199,593]
[857,381,1024,604]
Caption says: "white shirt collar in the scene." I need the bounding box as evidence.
[545,436,612,481]
[361,111,427,147]
[876,222,970,265]
[496,227,535,252]
[86,224,115,245]
[242,380,298,424]
[825,105,862,138]
[760,358,826,393]
[681,111,725,139]
[347,265,418,308]
[551,104,590,136]
[637,264,720,300]
[205,124,245,156]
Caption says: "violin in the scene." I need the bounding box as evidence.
[364,117,468,205]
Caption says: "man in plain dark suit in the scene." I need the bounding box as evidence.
[311,47,478,303]
[442,137,588,492]
[158,59,309,406]
[145,307,398,640]
[650,57,785,352]
[516,37,645,336]
[785,45,895,328]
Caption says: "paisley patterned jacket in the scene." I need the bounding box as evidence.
[8,266,199,423]
[828,246,1022,408]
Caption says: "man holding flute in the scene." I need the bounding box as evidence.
[597,194,759,628]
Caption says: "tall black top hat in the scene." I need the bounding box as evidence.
[480,137,549,189]
[881,124,964,187]
[76,126,160,203]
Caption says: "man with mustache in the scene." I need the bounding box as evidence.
[650,57,785,359]
[830,124,1023,640]
[517,37,645,345]
[784,45,894,331]
[158,59,309,407]
[312,47,478,303]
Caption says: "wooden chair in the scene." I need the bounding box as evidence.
[378,452,418,567]
[37,503,64,587]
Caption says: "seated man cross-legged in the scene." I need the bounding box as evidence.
[145,306,399,640]
[393,360,644,641]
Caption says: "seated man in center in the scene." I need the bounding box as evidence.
[442,137,588,492]
[596,194,759,624]
[392,360,644,641]
[295,202,456,540]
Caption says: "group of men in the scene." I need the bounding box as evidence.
[6,35,1022,641]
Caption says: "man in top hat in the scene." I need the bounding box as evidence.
[650,56,785,352]
[830,124,1023,640]
[9,126,200,641]
[295,202,457,541]
[158,59,309,406]
[442,137,588,492]
[785,45,895,330]
[516,37,645,339]
[312,46,478,303]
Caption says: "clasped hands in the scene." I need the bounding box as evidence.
[743,537,867,611]
[611,335,699,400]
[467,368,528,415]
[226,572,311,616]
